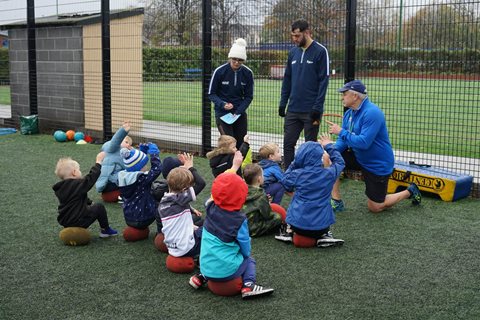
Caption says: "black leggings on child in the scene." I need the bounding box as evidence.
[76,203,109,229]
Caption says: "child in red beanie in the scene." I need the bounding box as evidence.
[189,172,274,299]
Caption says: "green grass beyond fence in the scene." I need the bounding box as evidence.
[0,133,479,319]
[143,78,479,158]
[2,77,479,158]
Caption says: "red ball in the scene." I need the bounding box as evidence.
[66,130,75,141]
[165,255,195,273]
[270,203,287,222]
[101,190,121,203]
[123,226,149,242]
[154,233,168,253]
[208,277,242,296]
[293,233,317,248]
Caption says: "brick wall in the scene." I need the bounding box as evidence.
[9,26,84,131]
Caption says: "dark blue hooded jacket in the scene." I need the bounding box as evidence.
[281,142,344,230]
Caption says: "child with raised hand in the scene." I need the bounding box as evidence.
[275,134,345,248]
[258,142,286,204]
[95,121,133,196]
[242,163,283,237]
[151,153,206,228]
[206,134,251,177]
[157,166,203,258]
[189,172,274,299]
[118,142,162,230]
[53,151,118,238]
[152,153,206,203]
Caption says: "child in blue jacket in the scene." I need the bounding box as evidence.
[189,172,274,299]
[258,142,286,204]
[118,142,162,230]
[96,121,133,197]
[276,134,345,248]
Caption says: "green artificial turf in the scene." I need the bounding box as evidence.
[0,133,479,319]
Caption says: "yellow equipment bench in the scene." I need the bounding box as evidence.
[388,161,473,202]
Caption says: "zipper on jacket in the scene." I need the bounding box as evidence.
[234,71,237,86]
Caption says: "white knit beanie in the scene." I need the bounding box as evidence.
[228,38,247,61]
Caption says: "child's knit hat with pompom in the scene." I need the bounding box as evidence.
[120,148,148,172]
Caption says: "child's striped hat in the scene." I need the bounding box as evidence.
[120,148,148,172]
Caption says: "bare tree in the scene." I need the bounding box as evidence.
[403,4,479,50]
[142,0,201,46]
[212,0,242,47]
[263,0,344,43]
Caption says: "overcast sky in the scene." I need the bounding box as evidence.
[0,0,463,27]
[0,0,144,25]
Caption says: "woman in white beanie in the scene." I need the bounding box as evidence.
[208,38,254,149]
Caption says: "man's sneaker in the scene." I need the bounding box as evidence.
[407,183,422,205]
[241,282,274,299]
[99,227,118,238]
[331,198,345,212]
[189,273,207,289]
[117,196,123,204]
[274,224,293,242]
[316,231,344,248]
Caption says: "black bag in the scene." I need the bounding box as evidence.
[19,114,39,135]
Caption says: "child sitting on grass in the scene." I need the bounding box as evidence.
[242,163,283,237]
[206,134,251,177]
[189,172,274,299]
[118,142,162,230]
[275,134,345,248]
[157,166,202,258]
[95,121,133,198]
[258,142,286,204]
[53,151,118,237]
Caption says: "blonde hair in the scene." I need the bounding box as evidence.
[258,142,278,159]
[243,163,263,185]
[55,157,79,180]
[217,135,237,149]
[167,167,194,193]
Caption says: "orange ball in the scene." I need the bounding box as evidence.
[66,130,75,141]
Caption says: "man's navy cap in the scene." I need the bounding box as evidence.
[338,80,367,94]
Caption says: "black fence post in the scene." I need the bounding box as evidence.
[26,0,37,115]
[101,0,112,141]
[344,0,357,84]
[201,0,212,156]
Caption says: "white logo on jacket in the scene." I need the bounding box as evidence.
[306,60,313,64]
[222,81,229,85]
[292,60,297,65]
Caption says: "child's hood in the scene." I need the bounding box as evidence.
[159,187,196,208]
[258,159,279,169]
[118,170,146,187]
[206,147,234,160]
[246,185,265,202]
[211,173,248,211]
[292,141,324,169]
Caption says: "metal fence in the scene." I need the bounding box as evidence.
[0,0,479,196]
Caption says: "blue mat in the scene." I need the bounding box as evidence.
[0,128,17,136]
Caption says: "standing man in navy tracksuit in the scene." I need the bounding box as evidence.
[278,20,330,169]
[209,38,254,150]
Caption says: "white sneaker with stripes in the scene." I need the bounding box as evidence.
[241,282,274,299]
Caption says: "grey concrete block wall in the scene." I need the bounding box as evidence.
[9,25,84,131]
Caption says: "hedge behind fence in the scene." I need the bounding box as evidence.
[0,47,478,83]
